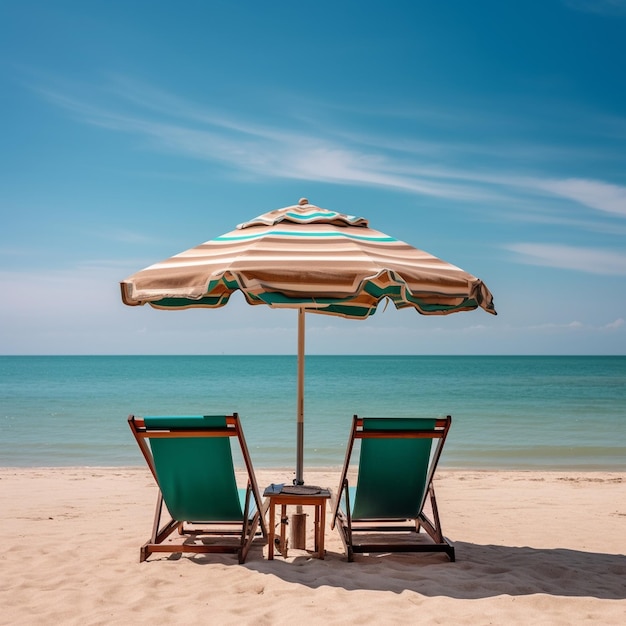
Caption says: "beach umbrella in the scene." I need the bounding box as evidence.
[121,198,496,485]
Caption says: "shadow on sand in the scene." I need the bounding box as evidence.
[182,540,626,600]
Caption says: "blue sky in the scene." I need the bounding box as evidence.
[1,0,625,355]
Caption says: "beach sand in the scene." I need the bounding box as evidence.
[1,467,625,625]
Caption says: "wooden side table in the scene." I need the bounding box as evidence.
[264,486,331,560]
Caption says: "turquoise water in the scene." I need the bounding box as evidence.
[0,355,624,470]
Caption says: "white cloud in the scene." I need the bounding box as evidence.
[534,178,626,218]
[528,321,584,331]
[525,318,625,332]
[604,317,625,329]
[505,243,626,275]
[31,76,626,231]
[36,82,504,203]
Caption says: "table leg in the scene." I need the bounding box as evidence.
[319,503,326,559]
[280,504,288,558]
[313,504,320,554]
[268,500,275,560]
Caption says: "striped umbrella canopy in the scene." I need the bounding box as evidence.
[121,198,496,483]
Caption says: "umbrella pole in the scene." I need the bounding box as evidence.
[291,308,307,550]
[296,308,305,485]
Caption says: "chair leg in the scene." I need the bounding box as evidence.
[428,485,444,543]
[140,518,182,562]
[334,512,354,562]
[150,492,164,543]
[447,544,456,562]
[239,485,262,564]
[239,512,260,564]
[139,492,195,562]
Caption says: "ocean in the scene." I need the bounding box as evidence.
[1,355,625,471]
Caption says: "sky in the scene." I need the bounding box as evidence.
[1,0,625,355]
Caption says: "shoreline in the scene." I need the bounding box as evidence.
[2,464,626,472]
[1,467,625,624]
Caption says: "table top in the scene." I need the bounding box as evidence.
[264,483,331,499]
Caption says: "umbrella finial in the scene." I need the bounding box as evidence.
[238,200,370,229]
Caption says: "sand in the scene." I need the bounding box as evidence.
[1,467,625,625]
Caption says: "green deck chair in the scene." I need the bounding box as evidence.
[128,413,267,563]
[331,415,455,562]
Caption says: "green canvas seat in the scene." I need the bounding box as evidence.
[331,415,455,562]
[129,413,267,563]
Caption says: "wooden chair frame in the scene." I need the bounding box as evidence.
[331,415,455,562]
[129,413,267,563]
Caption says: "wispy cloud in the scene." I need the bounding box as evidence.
[527,318,624,331]
[34,80,510,203]
[528,320,584,330]
[505,243,626,275]
[604,317,625,329]
[533,178,626,218]
[31,75,626,231]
